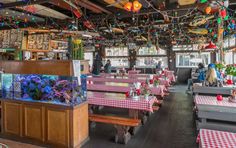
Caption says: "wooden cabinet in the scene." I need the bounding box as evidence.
[1,100,88,148]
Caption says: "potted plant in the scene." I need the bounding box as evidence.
[141,83,151,100]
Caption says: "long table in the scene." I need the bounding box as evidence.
[99,70,176,82]
[87,82,167,97]
[88,91,158,113]
[197,129,236,148]
[87,76,171,87]
[195,95,236,132]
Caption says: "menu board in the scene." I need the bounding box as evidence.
[27,34,50,50]
[0,29,23,49]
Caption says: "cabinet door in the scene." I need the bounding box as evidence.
[45,107,70,147]
[23,104,45,141]
[2,101,22,136]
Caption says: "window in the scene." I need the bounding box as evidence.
[104,58,129,67]
[224,51,233,65]
[84,52,93,67]
[136,57,168,68]
[176,52,211,67]
[138,46,166,55]
[105,47,128,56]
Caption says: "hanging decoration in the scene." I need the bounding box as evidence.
[200,0,207,3]
[217,17,222,24]
[205,6,211,14]
[132,1,142,12]
[124,2,132,11]
[220,9,227,18]
[123,1,142,12]
[219,28,224,34]
[205,41,217,49]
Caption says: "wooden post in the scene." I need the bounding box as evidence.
[218,9,224,62]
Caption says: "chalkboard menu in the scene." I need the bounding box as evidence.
[0,29,23,49]
[27,34,50,50]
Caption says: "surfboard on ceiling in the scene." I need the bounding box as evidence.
[104,0,129,9]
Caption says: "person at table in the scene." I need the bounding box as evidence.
[205,64,223,87]
[187,63,205,91]
[104,59,111,73]
[156,61,163,74]
[92,53,103,76]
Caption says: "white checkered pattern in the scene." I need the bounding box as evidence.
[88,92,158,112]
[195,95,236,108]
[87,77,171,87]
[198,129,236,148]
[87,84,167,97]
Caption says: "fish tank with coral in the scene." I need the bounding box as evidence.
[0,73,87,106]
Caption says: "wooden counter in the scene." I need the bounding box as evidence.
[1,99,89,148]
[0,60,89,75]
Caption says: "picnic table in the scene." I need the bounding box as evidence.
[194,95,236,132]
[87,76,171,87]
[87,82,167,97]
[197,129,236,148]
[87,91,159,144]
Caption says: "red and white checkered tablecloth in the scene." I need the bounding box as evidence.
[197,129,236,148]
[87,83,166,97]
[87,77,171,87]
[128,70,141,74]
[195,95,236,108]
[87,91,158,112]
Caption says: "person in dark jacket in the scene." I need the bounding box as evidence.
[92,53,103,76]
[104,59,111,73]
[187,63,205,91]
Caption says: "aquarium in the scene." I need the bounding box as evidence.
[0,73,87,106]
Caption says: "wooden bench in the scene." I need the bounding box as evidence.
[89,114,141,144]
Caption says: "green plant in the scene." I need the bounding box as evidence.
[225,64,236,76]
[215,63,225,70]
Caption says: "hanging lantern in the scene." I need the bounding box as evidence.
[205,6,211,14]
[220,9,227,18]
[132,1,142,12]
[205,41,217,49]
[124,2,132,11]
[219,28,224,34]
[217,17,222,24]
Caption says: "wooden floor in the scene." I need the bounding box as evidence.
[83,85,197,148]
[0,85,197,148]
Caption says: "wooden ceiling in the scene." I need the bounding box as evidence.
[0,0,235,46]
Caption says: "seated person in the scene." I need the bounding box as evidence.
[187,63,205,91]
[204,64,223,87]
[104,59,111,73]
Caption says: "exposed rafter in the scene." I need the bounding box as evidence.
[0,0,49,9]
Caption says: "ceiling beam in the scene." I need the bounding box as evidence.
[76,0,111,14]
[0,0,49,9]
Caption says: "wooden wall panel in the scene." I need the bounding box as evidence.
[0,60,89,75]
[23,105,45,141]
[46,108,70,147]
[78,103,88,144]
[3,102,22,136]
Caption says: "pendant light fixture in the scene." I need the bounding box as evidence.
[124,1,142,12]
[205,41,217,49]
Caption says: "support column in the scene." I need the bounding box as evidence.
[217,9,224,62]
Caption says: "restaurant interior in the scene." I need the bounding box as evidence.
[0,0,236,148]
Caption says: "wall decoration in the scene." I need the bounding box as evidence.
[0,29,23,49]
[27,34,50,50]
